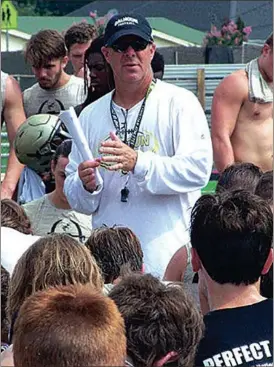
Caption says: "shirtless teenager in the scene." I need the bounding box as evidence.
[211,33,273,173]
[1,72,26,199]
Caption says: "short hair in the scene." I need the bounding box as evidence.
[190,190,273,285]
[1,265,10,343]
[7,233,103,322]
[64,22,97,51]
[24,29,67,67]
[151,50,165,73]
[13,284,126,367]
[255,171,273,299]
[52,139,72,165]
[255,170,273,205]
[85,226,143,283]
[265,32,273,48]
[1,198,32,234]
[216,162,263,193]
[109,273,204,367]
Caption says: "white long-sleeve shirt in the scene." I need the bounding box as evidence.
[64,80,213,277]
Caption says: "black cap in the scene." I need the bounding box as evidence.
[104,13,153,47]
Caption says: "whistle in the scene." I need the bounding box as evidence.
[121,187,129,202]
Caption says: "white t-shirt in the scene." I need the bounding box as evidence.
[64,80,213,277]
[1,227,40,274]
[23,194,92,243]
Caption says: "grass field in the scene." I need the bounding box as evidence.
[202,180,217,194]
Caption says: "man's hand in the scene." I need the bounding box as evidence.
[78,159,101,192]
[99,132,138,172]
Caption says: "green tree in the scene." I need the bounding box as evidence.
[16,0,55,15]
[36,0,96,16]
[16,0,94,16]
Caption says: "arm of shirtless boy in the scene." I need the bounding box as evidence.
[211,71,247,173]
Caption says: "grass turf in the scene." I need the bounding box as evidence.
[202,180,217,194]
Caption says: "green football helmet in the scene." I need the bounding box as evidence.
[14,114,71,174]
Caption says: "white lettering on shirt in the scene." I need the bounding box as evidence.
[221,350,237,366]
[250,343,264,360]
[203,340,272,366]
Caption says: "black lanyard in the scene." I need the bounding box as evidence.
[110,79,156,149]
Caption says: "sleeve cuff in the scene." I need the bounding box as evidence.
[132,151,150,181]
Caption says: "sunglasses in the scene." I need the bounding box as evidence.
[112,39,149,53]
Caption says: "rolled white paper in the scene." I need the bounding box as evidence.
[59,107,103,187]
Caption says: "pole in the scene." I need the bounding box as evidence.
[242,42,245,64]
[229,1,237,21]
[175,50,178,65]
[5,29,9,51]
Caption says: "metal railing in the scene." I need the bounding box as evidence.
[163,63,245,115]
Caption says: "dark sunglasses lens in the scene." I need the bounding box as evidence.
[112,43,124,52]
[112,40,148,52]
[133,40,148,51]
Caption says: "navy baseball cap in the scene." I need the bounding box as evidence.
[104,14,153,47]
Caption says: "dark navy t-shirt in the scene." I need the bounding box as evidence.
[195,299,273,366]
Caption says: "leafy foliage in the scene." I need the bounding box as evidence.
[89,9,118,35]
[204,17,252,47]
[15,0,95,16]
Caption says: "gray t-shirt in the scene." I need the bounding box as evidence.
[23,75,85,117]
[23,194,92,243]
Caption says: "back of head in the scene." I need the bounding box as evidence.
[64,22,97,51]
[25,29,66,67]
[255,171,273,298]
[1,198,32,234]
[190,190,273,285]
[255,170,273,205]
[85,226,143,283]
[7,233,103,322]
[265,32,273,48]
[13,284,126,367]
[216,162,263,193]
[151,50,165,75]
[109,273,204,367]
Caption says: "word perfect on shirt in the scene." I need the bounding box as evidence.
[203,340,272,366]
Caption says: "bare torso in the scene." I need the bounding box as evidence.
[231,70,273,172]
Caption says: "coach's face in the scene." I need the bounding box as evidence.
[32,57,68,90]
[102,36,155,85]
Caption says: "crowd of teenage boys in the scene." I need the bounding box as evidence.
[1,12,273,367]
